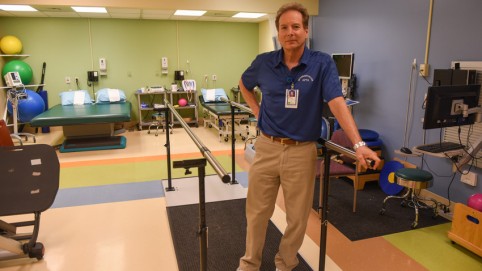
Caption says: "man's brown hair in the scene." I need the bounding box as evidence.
[275,2,309,31]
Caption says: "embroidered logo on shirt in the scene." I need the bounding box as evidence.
[298,75,314,82]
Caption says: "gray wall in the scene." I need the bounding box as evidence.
[313,0,482,203]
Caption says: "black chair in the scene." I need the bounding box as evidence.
[0,144,59,261]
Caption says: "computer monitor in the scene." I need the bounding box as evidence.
[332,53,354,79]
[423,84,481,129]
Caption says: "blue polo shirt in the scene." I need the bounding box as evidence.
[241,47,343,141]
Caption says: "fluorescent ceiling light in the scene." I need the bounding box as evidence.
[0,5,37,12]
[174,10,206,16]
[71,6,107,13]
[233,12,266,19]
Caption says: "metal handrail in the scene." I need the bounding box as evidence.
[164,99,231,183]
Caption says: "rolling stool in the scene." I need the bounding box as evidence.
[148,111,172,136]
[379,168,439,228]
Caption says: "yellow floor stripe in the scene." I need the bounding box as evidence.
[384,223,482,271]
[60,154,243,189]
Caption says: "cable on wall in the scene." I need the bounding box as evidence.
[176,21,180,70]
[88,19,94,70]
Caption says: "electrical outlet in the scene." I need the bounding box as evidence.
[419,63,429,77]
[461,171,477,186]
[212,74,217,81]
[65,76,71,84]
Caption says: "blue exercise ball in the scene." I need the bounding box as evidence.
[7,89,45,122]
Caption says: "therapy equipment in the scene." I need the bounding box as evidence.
[199,88,251,142]
[161,98,231,190]
[0,144,59,262]
[30,99,131,152]
[161,99,233,271]
[4,83,38,144]
[332,53,355,98]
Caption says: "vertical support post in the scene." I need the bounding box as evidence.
[319,145,330,271]
[162,108,175,191]
[230,104,238,184]
[198,164,208,271]
[173,158,208,271]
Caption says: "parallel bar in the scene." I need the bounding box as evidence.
[220,97,254,185]
[220,97,253,114]
[317,138,374,271]
[164,99,231,183]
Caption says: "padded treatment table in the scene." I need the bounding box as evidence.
[30,102,131,152]
[199,96,251,142]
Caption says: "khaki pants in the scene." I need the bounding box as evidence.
[239,135,317,271]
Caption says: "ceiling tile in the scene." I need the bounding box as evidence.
[107,8,141,14]
[110,13,141,19]
[43,12,79,18]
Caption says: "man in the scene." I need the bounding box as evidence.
[237,2,381,271]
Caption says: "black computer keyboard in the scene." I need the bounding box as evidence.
[416,142,465,153]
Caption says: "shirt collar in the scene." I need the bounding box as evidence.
[275,46,310,68]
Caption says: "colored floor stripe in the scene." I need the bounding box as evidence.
[59,155,243,189]
[384,223,482,271]
[51,180,165,208]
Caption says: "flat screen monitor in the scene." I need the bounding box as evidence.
[423,84,481,129]
[332,53,354,79]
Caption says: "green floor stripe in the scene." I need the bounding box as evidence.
[60,155,242,189]
[384,223,482,271]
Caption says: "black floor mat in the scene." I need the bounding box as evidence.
[167,198,313,271]
[313,177,450,241]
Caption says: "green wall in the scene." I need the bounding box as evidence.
[0,17,259,120]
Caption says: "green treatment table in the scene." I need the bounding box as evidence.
[30,102,131,152]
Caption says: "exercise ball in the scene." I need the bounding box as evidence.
[0,35,22,54]
[178,98,188,107]
[467,193,482,212]
[2,60,33,85]
[7,89,45,122]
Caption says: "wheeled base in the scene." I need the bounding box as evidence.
[202,109,250,142]
[379,188,439,228]
[148,112,173,136]
[1,213,46,261]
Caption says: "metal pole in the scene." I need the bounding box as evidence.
[159,108,175,192]
[316,138,374,271]
[221,97,254,185]
[220,97,253,114]
[198,163,208,271]
[230,104,238,184]
[172,158,208,271]
[164,99,231,183]
[319,143,330,271]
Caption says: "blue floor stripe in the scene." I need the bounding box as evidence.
[233,171,249,188]
[51,180,165,208]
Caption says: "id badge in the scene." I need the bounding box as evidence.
[285,89,299,108]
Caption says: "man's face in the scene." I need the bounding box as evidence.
[277,10,308,51]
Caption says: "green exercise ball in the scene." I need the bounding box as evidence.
[2,60,33,85]
[0,35,23,54]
